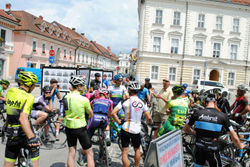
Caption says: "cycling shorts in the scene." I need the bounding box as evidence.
[194,146,222,167]
[30,110,40,119]
[65,127,92,150]
[5,137,40,162]
[121,129,141,148]
[87,113,108,139]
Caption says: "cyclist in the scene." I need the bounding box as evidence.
[31,86,55,141]
[215,88,230,115]
[4,71,40,167]
[111,81,153,167]
[0,79,10,102]
[230,84,249,125]
[62,76,94,167]
[183,93,245,167]
[158,85,188,136]
[190,89,201,107]
[78,88,113,166]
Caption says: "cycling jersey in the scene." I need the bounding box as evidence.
[108,85,127,107]
[0,85,3,97]
[91,97,113,115]
[115,96,148,134]
[217,97,230,115]
[186,107,233,167]
[158,97,188,136]
[231,95,248,124]
[32,96,50,111]
[63,91,91,129]
[137,88,149,101]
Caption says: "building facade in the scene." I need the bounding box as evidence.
[0,8,19,79]
[137,0,250,89]
[118,53,130,74]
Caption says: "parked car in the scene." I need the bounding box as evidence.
[192,80,230,99]
[15,67,41,84]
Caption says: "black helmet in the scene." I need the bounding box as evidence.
[95,73,101,77]
[42,86,52,92]
[237,84,248,92]
[145,78,150,81]
[172,85,184,95]
[205,93,216,102]
[191,89,199,95]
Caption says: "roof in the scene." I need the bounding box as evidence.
[210,0,250,6]
[91,41,119,61]
[10,10,76,47]
[0,9,18,23]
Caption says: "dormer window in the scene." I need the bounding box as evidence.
[86,41,90,47]
[63,31,67,40]
[56,29,61,38]
[78,38,82,45]
[49,25,54,35]
[68,34,72,41]
[41,22,47,32]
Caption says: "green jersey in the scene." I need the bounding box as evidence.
[64,91,91,129]
[0,85,3,97]
[158,97,188,136]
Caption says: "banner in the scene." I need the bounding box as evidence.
[89,69,103,87]
[77,68,90,85]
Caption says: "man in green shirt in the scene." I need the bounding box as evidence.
[158,85,189,136]
[63,76,94,167]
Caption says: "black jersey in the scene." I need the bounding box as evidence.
[187,107,232,139]
[217,97,230,115]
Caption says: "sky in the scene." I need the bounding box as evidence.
[0,0,138,54]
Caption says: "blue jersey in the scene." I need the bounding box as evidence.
[137,88,149,101]
[51,88,58,103]
[91,97,113,115]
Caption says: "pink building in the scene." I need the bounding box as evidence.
[9,11,77,77]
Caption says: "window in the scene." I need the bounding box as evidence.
[86,55,88,63]
[42,43,46,54]
[171,39,179,54]
[230,45,238,60]
[216,16,223,30]
[173,11,180,25]
[213,43,221,58]
[77,53,80,62]
[169,67,176,81]
[193,69,201,81]
[50,45,53,50]
[69,50,72,59]
[198,14,205,28]
[32,41,37,52]
[195,41,203,56]
[40,64,45,69]
[233,18,239,33]
[153,37,161,52]
[31,63,36,68]
[82,54,84,63]
[227,72,235,86]
[64,49,67,57]
[151,65,159,80]
[1,29,6,41]
[155,10,162,24]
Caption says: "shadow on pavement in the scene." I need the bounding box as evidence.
[50,162,66,167]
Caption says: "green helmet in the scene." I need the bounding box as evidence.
[191,89,199,95]
[18,71,38,87]
[172,85,184,95]
[0,79,10,86]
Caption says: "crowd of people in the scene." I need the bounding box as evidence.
[0,71,249,167]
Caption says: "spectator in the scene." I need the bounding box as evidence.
[103,74,110,88]
[145,78,153,98]
[90,73,101,92]
[150,78,173,138]
[137,82,151,106]
[215,89,230,115]
[50,78,61,104]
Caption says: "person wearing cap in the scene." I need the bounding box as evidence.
[90,72,101,93]
[150,78,173,138]
[215,88,230,115]
[144,78,153,99]
[190,89,201,107]
[230,84,249,125]
[184,93,245,167]
[102,74,110,88]
[137,82,151,106]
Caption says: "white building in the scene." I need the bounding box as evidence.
[0,5,19,79]
[137,0,250,89]
[118,53,130,74]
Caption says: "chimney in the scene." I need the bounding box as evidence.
[107,46,111,51]
[5,3,11,11]
[39,15,43,20]
[72,28,76,31]
[81,33,85,36]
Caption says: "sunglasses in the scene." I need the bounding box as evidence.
[45,92,51,94]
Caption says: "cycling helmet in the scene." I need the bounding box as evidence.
[128,81,140,90]
[172,85,184,95]
[93,90,100,99]
[191,89,199,95]
[95,73,101,77]
[184,89,191,95]
[182,83,188,89]
[18,71,38,87]
[213,88,221,94]
[205,93,216,102]
[69,76,85,86]
[0,79,10,86]
[113,74,122,81]
[99,88,109,97]
[42,85,52,92]
[237,84,248,91]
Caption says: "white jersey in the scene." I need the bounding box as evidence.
[115,96,148,134]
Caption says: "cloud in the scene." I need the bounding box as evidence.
[0,0,138,54]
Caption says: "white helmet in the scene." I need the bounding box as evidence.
[128,81,140,90]
[69,76,85,86]
[237,84,248,92]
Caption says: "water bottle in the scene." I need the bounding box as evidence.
[238,149,243,158]
[141,137,146,148]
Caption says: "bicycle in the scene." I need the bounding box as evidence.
[0,107,7,143]
[15,147,34,167]
[35,110,66,150]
